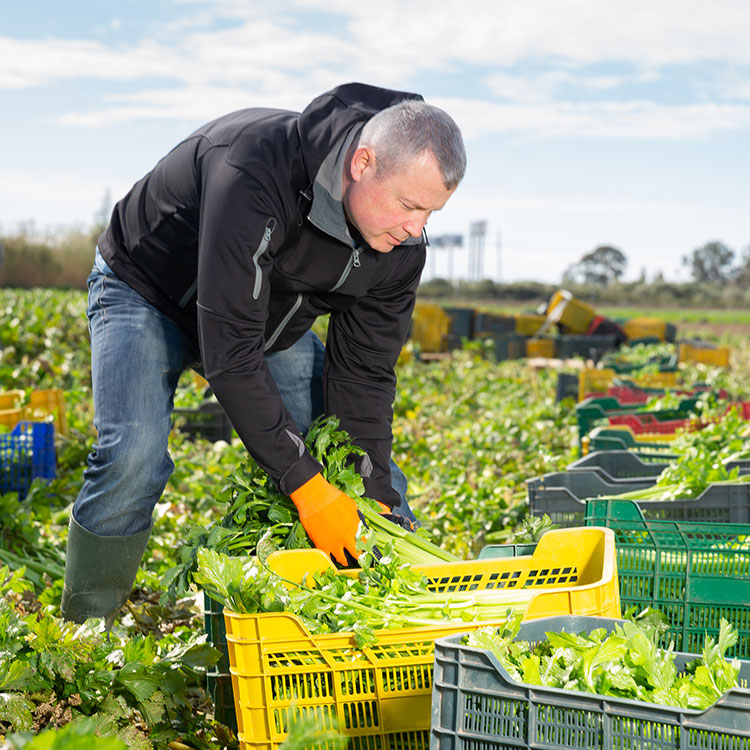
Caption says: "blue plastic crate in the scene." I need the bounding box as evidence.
[0,421,56,499]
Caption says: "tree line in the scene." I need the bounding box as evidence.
[562,241,750,286]
[1,226,748,308]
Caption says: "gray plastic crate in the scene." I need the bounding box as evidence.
[527,470,750,527]
[568,450,750,483]
[526,469,655,527]
[431,614,750,750]
[173,400,233,442]
[568,450,668,480]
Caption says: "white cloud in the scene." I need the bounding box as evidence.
[432,96,750,140]
[0,169,111,229]
[3,1,750,92]
[292,0,750,67]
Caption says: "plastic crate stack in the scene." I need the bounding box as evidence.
[576,391,750,457]
[409,290,625,361]
[0,388,62,499]
[432,427,750,747]
[522,412,750,655]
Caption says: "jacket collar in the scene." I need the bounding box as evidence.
[307,124,360,248]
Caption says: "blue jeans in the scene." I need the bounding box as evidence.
[73,251,414,537]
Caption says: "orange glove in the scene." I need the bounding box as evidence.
[290,473,364,565]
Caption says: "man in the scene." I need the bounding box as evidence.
[62,82,466,625]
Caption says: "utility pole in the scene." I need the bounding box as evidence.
[469,220,487,280]
[496,229,502,282]
[430,234,464,283]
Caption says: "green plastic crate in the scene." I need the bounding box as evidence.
[444,306,475,339]
[477,542,537,559]
[600,350,679,373]
[585,498,750,656]
[488,332,526,361]
[584,425,680,459]
[431,614,750,750]
[527,470,750,527]
[576,395,702,445]
[173,400,234,442]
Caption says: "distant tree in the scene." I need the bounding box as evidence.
[563,245,627,285]
[732,243,750,285]
[682,240,735,283]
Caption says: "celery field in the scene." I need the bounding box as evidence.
[2,287,750,749]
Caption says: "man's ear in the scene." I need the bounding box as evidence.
[349,146,374,183]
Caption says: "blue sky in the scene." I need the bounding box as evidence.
[2,0,748,283]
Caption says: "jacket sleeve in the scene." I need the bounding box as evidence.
[323,244,426,507]
[195,155,322,494]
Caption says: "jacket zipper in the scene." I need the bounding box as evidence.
[330,248,361,292]
[264,293,303,351]
[252,217,277,300]
[264,244,359,351]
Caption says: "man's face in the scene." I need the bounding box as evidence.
[343,148,456,253]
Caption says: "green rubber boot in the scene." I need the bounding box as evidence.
[61,516,151,628]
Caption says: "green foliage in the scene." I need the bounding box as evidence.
[468,614,740,710]
[0,566,223,748]
[278,714,347,750]
[394,348,578,554]
[4,288,750,746]
[194,537,526,649]
[162,415,456,604]
[5,717,128,749]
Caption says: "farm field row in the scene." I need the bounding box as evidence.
[1,286,748,748]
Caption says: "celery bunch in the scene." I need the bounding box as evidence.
[468,613,740,710]
[162,416,457,604]
[193,535,530,647]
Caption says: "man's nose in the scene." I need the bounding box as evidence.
[403,215,428,237]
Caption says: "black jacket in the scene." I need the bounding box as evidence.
[98,83,426,505]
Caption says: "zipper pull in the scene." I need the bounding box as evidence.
[263,217,277,242]
[352,248,361,268]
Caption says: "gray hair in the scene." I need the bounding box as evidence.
[359,100,466,189]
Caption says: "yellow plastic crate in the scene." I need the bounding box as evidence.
[0,388,67,436]
[622,317,667,341]
[224,527,619,749]
[27,389,68,436]
[0,390,26,430]
[525,337,556,358]
[678,342,731,367]
[595,424,679,444]
[514,312,546,336]
[410,302,451,353]
[0,390,25,410]
[0,407,25,430]
[578,367,678,401]
[546,290,595,333]
[578,367,616,401]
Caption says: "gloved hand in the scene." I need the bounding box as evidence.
[290,473,364,565]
